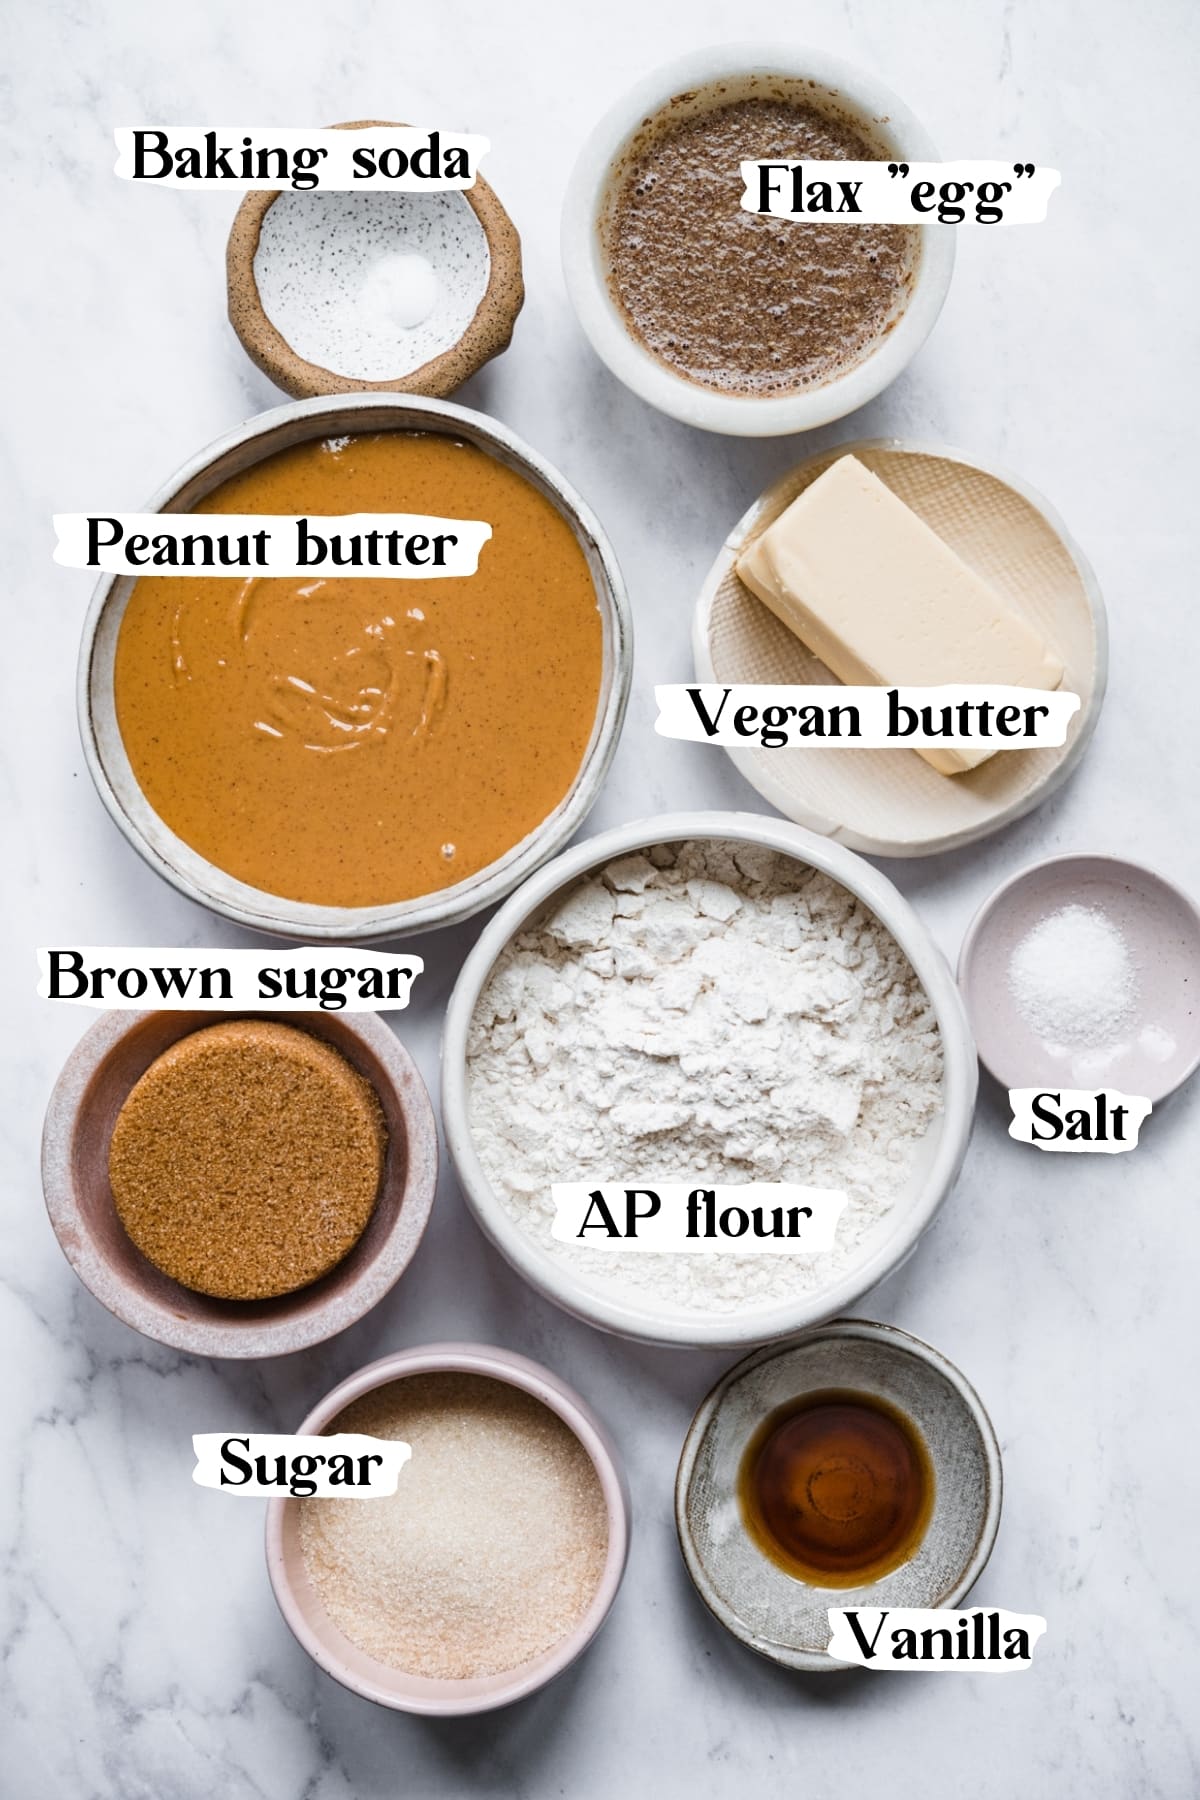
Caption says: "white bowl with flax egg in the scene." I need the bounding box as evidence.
[443,812,977,1348]
[266,1343,630,1713]
[562,45,954,435]
[77,393,631,941]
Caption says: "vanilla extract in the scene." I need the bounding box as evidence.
[739,1389,934,1587]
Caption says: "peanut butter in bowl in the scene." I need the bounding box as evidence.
[113,430,605,910]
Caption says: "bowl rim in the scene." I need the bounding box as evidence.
[673,1317,1004,1671]
[956,849,1200,1102]
[692,436,1110,856]
[561,42,955,437]
[264,1341,631,1714]
[76,392,633,942]
[39,1008,439,1357]
[441,809,978,1348]
[226,119,524,400]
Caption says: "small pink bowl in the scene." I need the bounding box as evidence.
[40,1009,438,1358]
[266,1342,631,1714]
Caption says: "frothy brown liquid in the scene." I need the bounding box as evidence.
[603,96,918,396]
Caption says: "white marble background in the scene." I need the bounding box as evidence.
[3,0,1197,1793]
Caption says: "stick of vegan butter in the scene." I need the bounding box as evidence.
[735,454,1064,775]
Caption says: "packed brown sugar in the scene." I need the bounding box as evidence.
[113,433,603,908]
[107,1020,386,1299]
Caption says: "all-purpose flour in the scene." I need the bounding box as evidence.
[466,840,944,1317]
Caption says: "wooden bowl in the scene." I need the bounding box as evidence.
[40,1010,438,1358]
[227,120,523,399]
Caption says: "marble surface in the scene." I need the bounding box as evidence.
[4,1,1197,1794]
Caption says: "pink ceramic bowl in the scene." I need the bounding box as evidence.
[266,1343,631,1714]
[958,853,1200,1102]
[40,1009,438,1358]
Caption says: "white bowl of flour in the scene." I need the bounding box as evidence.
[443,813,976,1348]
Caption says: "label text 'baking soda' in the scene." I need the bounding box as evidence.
[1008,1087,1152,1153]
[551,1183,847,1253]
[743,160,1060,225]
[115,127,488,192]
[38,948,422,1013]
[826,1608,1047,1670]
[53,513,491,579]
[192,1435,410,1498]
[656,684,1080,752]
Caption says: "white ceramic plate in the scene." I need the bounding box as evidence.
[693,439,1107,856]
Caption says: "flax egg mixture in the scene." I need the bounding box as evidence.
[602,90,919,395]
[113,433,603,908]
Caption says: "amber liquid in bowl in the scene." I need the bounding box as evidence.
[114,432,603,908]
[739,1388,934,1587]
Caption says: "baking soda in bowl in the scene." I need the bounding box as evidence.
[465,839,944,1319]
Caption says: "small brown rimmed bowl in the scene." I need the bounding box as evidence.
[40,1009,438,1358]
[267,1342,631,1713]
[227,120,523,399]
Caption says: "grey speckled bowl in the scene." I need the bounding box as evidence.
[675,1319,1003,1670]
[77,393,632,944]
[40,1009,438,1358]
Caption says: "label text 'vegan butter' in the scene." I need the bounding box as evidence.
[735,453,1065,775]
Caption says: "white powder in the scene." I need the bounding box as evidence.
[299,1374,607,1679]
[1008,903,1137,1047]
[466,840,944,1317]
[253,191,490,380]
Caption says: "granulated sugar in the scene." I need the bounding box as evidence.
[298,1374,608,1680]
[466,840,944,1316]
[1008,903,1137,1047]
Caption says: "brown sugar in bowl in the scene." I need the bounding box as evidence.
[108,1020,387,1301]
[41,1010,438,1358]
[227,120,524,400]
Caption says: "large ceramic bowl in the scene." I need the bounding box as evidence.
[562,45,954,436]
[266,1343,630,1713]
[77,393,632,941]
[442,811,977,1348]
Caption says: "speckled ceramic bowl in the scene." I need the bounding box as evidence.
[40,1010,438,1358]
[228,121,524,399]
[77,392,632,942]
[266,1343,630,1713]
[675,1319,1003,1670]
